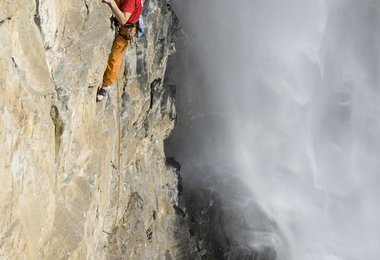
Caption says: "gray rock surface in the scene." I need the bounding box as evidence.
[0,0,194,259]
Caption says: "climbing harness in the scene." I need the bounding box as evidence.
[110,15,144,43]
[119,23,138,42]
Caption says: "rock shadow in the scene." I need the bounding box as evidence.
[179,165,290,260]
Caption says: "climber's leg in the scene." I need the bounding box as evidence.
[97,35,130,102]
[102,35,130,87]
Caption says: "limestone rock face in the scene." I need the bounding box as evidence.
[0,0,193,259]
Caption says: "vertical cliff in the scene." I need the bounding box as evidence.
[0,0,194,259]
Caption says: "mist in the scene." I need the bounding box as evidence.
[165,0,380,259]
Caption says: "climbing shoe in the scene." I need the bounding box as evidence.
[96,86,109,102]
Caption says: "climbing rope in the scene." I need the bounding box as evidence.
[109,26,136,227]
[109,24,123,226]
[114,67,122,226]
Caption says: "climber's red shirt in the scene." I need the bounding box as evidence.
[120,0,143,24]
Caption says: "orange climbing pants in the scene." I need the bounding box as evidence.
[102,27,136,87]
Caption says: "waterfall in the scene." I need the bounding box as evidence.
[166,0,380,259]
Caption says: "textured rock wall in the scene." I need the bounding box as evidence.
[0,0,193,259]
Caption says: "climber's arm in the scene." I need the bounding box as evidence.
[102,0,132,25]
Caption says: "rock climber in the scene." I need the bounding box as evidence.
[97,0,144,102]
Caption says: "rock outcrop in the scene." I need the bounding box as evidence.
[0,0,194,259]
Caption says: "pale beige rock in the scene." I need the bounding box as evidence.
[0,0,194,259]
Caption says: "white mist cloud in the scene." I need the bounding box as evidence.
[168,0,380,259]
